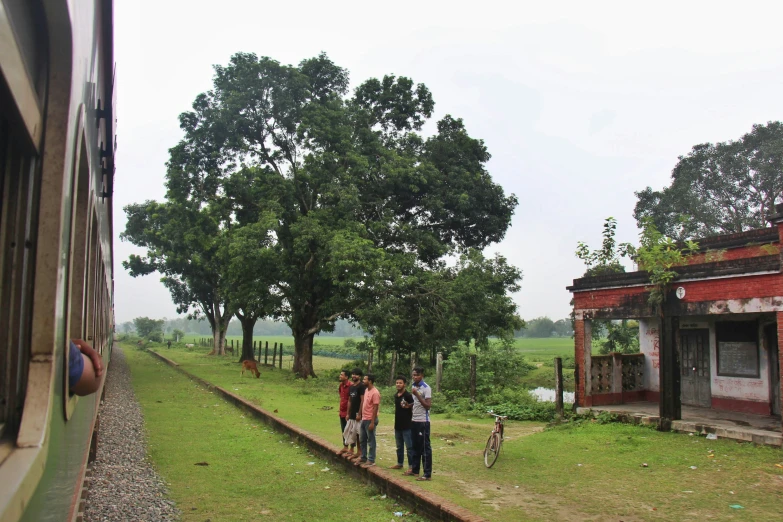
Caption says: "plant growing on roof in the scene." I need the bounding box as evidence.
[620,218,699,312]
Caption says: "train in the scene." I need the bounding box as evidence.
[0,1,116,521]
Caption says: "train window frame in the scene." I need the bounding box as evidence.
[64,120,90,419]
[0,94,38,446]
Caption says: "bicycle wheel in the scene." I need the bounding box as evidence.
[484,432,501,468]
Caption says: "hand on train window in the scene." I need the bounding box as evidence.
[69,339,103,396]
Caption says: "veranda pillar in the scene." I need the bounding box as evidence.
[659,315,681,430]
[574,317,592,407]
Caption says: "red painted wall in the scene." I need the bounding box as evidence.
[573,285,648,310]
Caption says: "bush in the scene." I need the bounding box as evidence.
[428,388,558,422]
[440,344,535,395]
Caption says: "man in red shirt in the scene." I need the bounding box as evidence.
[358,373,381,467]
[338,370,353,455]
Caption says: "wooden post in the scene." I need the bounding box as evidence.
[279,344,283,369]
[367,347,374,373]
[436,352,443,392]
[469,354,477,402]
[272,342,278,368]
[264,341,269,365]
[389,351,397,386]
[659,314,681,430]
[554,357,564,418]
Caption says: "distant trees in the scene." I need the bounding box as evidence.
[634,121,783,240]
[133,317,164,340]
[516,316,572,338]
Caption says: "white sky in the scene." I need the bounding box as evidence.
[112,0,783,324]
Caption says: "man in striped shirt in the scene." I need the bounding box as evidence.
[405,366,432,481]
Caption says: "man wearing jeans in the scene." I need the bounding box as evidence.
[358,373,380,467]
[405,366,432,481]
[390,375,414,470]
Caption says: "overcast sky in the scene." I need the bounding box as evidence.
[112,0,783,325]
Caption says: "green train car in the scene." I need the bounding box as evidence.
[0,1,116,521]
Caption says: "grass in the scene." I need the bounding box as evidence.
[122,346,409,521]
[133,342,783,521]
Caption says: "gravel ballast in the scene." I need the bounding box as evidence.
[83,347,180,521]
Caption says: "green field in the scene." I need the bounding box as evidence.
[172,334,576,391]
[128,342,783,521]
[180,335,574,357]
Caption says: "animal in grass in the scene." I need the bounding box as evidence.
[185,343,194,348]
[241,360,261,378]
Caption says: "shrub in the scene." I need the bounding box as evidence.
[440,344,535,395]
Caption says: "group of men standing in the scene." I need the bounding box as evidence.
[338,367,432,481]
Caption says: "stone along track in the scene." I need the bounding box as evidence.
[83,347,180,521]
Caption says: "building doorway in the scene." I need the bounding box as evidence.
[680,329,711,407]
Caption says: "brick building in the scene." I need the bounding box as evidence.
[568,204,783,433]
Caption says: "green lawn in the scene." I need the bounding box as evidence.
[123,347,408,521]
[133,343,783,521]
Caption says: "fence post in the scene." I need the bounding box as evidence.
[389,351,397,386]
[554,357,564,418]
[367,347,373,373]
[264,341,269,365]
[436,352,443,392]
[272,342,278,368]
[279,344,283,369]
[469,354,477,402]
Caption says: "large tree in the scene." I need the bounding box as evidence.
[122,200,234,355]
[634,121,783,240]
[154,52,518,378]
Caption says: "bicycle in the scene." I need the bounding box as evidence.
[483,412,507,468]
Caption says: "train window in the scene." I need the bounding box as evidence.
[0,93,40,441]
[64,133,90,417]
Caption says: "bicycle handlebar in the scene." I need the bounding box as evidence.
[487,412,508,419]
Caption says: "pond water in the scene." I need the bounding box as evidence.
[529,387,575,403]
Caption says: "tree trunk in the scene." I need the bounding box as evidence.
[292,329,317,378]
[238,313,257,362]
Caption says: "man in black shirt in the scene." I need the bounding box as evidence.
[343,368,365,461]
[391,375,414,470]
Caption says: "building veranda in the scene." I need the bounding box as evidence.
[568,204,783,445]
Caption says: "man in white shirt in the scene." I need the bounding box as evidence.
[404,366,432,481]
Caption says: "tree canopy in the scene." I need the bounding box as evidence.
[634,121,783,240]
[133,317,164,339]
[122,52,519,377]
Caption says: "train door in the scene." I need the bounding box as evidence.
[680,329,711,408]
